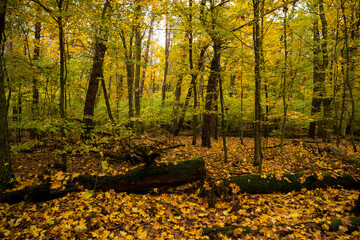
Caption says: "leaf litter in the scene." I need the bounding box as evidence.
[1,136,360,239]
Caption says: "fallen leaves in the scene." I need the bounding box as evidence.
[1,136,360,239]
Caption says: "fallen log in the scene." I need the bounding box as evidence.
[0,158,205,204]
[323,145,360,162]
[352,194,360,216]
[302,142,360,162]
[228,173,359,194]
[203,217,360,238]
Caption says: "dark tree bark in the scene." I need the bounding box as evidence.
[201,39,220,148]
[83,0,111,132]
[228,172,359,194]
[309,18,322,139]
[101,77,114,122]
[162,20,171,104]
[188,0,199,145]
[0,158,205,204]
[58,0,67,171]
[252,0,263,169]
[204,217,360,237]
[0,0,15,191]
[280,7,288,154]
[134,0,142,135]
[353,194,360,216]
[30,21,41,139]
[318,0,330,142]
[341,0,357,152]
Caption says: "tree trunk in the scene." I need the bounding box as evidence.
[134,0,142,136]
[252,0,263,169]
[341,0,357,152]
[83,0,110,132]
[31,21,41,139]
[58,0,67,172]
[173,46,207,136]
[188,0,198,145]
[228,172,359,194]
[101,77,114,122]
[0,0,15,191]
[219,74,228,163]
[353,194,360,216]
[309,11,326,139]
[280,8,288,154]
[162,21,171,104]
[318,0,330,142]
[201,39,220,148]
[120,29,135,124]
[140,14,154,97]
[204,217,360,238]
[0,158,205,204]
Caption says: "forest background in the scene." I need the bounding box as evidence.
[0,0,359,239]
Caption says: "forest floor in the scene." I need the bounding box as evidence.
[1,135,360,239]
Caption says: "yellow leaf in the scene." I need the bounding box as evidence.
[322,223,329,231]
[233,228,243,236]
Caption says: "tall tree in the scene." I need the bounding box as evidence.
[31,0,69,171]
[0,0,15,191]
[30,20,41,139]
[83,0,111,132]
[341,0,357,152]
[252,0,263,169]
[139,14,155,97]
[162,16,171,104]
[280,4,288,154]
[308,0,328,139]
[200,0,223,148]
[134,0,142,136]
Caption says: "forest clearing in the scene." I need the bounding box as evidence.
[1,0,359,239]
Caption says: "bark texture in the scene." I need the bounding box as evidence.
[0,158,205,204]
[0,0,15,191]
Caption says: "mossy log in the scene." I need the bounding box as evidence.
[0,158,205,204]
[228,173,359,194]
[352,194,360,216]
[203,217,360,237]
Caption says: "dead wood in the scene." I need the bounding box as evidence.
[0,158,205,204]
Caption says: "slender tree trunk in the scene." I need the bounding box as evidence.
[172,75,183,132]
[31,21,41,139]
[83,0,110,134]
[120,28,135,124]
[134,0,141,136]
[0,0,15,191]
[252,0,263,170]
[341,0,357,152]
[101,77,114,122]
[57,0,68,171]
[219,74,228,163]
[240,70,244,144]
[319,0,330,142]
[309,18,322,139]
[162,20,171,104]
[188,0,198,145]
[173,46,207,136]
[280,7,288,154]
[140,15,154,97]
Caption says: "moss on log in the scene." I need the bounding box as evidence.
[203,217,360,237]
[229,173,359,194]
[0,158,205,204]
